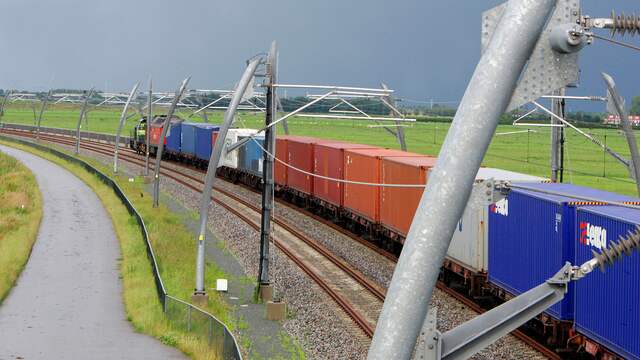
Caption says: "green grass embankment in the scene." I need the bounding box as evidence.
[0,151,42,303]
[0,139,239,360]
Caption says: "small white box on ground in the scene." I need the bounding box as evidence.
[216,279,228,292]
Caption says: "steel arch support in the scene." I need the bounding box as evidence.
[193,59,261,294]
[367,1,557,359]
[114,83,140,173]
[75,88,95,154]
[153,77,190,207]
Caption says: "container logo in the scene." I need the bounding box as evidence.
[579,221,607,250]
[490,198,508,216]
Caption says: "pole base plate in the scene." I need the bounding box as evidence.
[266,300,287,321]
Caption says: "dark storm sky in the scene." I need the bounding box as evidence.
[0,1,637,110]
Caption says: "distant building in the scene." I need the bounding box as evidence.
[603,114,640,126]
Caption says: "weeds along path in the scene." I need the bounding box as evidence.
[0,145,184,360]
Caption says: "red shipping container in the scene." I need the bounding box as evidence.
[313,142,379,207]
[380,156,438,237]
[344,149,422,223]
[286,136,318,195]
[274,136,289,186]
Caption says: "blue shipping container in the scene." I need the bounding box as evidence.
[180,122,198,156]
[575,206,640,360]
[194,124,220,161]
[238,135,265,177]
[488,183,640,320]
[165,122,183,153]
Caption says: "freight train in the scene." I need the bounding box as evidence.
[130,117,640,360]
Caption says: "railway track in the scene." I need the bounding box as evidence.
[0,128,383,338]
[0,128,562,358]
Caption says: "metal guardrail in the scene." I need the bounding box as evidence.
[0,134,243,360]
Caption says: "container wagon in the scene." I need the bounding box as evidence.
[148,116,183,158]
[212,128,259,181]
[573,205,640,360]
[343,148,423,239]
[488,183,640,345]
[180,122,199,162]
[311,142,378,219]
[194,124,220,167]
[237,135,265,188]
[285,136,319,204]
[442,168,546,296]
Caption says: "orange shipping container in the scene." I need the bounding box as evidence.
[274,136,289,186]
[286,136,317,195]
[313,142,379,207]
[380,156,438,238]
[344,148,422,223]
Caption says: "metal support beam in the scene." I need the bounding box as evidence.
[145,80,153,177]
[436,263,571,360]
[75,88,95,154]
[36,90,51,142]
[0,90,12,120]
[114,83,140,174]
[193,59,261,295]
[258,41,277,288]
[381,83,407,151]
[153,77,190,207]
[367,1,557,359]
[603,73,640,195]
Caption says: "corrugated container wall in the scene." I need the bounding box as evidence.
[343,149,421,223]
[214,129,258,169]
[488,188,580,320]
[150,121,182,152]
[238,135,265,177]
[446,168,546,273]
[286,136,317,195]
[275,136,289,187]
[574,206,640,360]
[194,124,220,161]
[180,123,198,156]
[313,142,378,207]
[488,182,640,321]
[380,156,437,238]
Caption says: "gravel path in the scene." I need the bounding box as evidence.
[0,145,185,360]
[15,135,547,360]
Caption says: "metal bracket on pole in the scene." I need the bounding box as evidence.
[433,263,572,360]
[193,57,262,298]
[75,88,95,154]
[36,90,51,142]
[153,77,190,207]
[603,73,640,194]
[114,83,140,174]
[482,0,581,112]
[368,2,561,359]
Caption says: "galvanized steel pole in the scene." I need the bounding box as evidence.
[193,59,261,297]
[258,42,277,288]
[367,1,556,359]
[114,83,140,174]
[0,90,11,121]
[75,88,95,154]
[603,73,640,196]
[36,90,51,142]
[145,80,153,176]
[550,88,564,182]
[153,77,190,207]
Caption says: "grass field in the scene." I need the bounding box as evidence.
[0,150,42,304]
[0,139,264,360]
[2,102,638,196]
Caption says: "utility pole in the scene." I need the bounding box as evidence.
[75,88,95,154]
[258,42,277,302]
[145,80,152,177]
[36,90,51,142]
[550,88,565,182]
